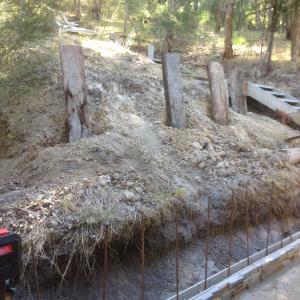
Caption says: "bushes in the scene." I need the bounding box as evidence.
[0,0,55,63]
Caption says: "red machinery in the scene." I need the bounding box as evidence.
[0,229,21,300]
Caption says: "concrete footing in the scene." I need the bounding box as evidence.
[166,232,300,300]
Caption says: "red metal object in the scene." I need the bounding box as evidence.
[0,229,12,256]
[0,229,9,236]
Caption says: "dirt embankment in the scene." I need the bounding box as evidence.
[0,38,300,296]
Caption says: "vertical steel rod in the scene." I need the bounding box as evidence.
[141,213,145,300]
[176,212,179,300]
[281,179,288,248]
[32,241,41,300]
[245,186,250,266]
[227,190,235,277]
[103,225,109,300]
[204,197,211,289]
[266,182,274,256]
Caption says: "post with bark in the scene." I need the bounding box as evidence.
[229,69,247,115]
[59,45,90,143]
[162,53,186,129]
[207,61,229,125]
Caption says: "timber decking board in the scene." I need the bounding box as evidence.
[247,82,300,125]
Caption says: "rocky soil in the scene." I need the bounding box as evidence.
[0,36,300,298]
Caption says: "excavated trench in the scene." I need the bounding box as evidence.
[14,187,300,300]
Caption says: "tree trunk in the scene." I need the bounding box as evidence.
[224,0,235,59]
[291,0,300,66]
[284,0,292,39]
[263,0,279,72]
[255,0,262,30]
[165,0,176,52]
[193,1,199,14]
[59,45,90,143]
[123,0,129,35]
[207,61,229,125]
[215,0,223,33]
[74,0,81,20]
[92,0,101,21]
[168,0,176,13]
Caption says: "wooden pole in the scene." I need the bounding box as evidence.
[229,69,247,115]
[59,45,90,143]
[207,61,229,125]
[162,53,186,129]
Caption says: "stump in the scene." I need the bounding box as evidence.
[229,69,247,115]
[207,61,229,125]
[162,53,186,128]
[59,44,90,143]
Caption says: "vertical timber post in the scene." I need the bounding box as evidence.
[148,44,155,60]
[162,53,186,129]
[229,69,247,115]
[59,44,90,143]
[207,62,229,125]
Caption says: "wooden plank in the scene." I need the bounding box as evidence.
[247,82,299,115]
[162,53,186,128]
[59,44,90,143]
[207,61,229,125]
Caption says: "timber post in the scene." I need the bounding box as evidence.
[207,61,229,125]
[59,44,90,143]
[162,53,186,129]
[229,69,247,115]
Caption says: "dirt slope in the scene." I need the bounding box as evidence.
[0,38,300,284]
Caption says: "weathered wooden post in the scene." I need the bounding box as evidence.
[207,61,229,125]
[59,44,90,143]
[148,44,155,60]
[229,69,247,115]
[162,53,186,129]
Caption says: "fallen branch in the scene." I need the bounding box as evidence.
[56,12,98,36]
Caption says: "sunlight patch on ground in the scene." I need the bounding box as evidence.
[82,39,131,58]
